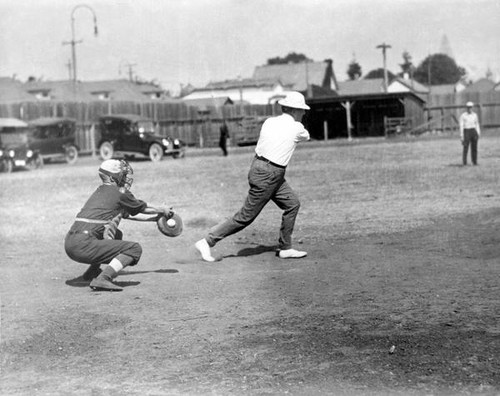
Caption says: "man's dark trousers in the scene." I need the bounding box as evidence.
[206,157,300,250]
[462,128,479,165]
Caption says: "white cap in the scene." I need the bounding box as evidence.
[466,101,474,107]
[278,92,310,110]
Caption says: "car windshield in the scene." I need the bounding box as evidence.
[0,130,29,146]
[137,121,155,133]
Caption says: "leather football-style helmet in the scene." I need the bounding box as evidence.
[98,159,134,190]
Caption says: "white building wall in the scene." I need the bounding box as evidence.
[183,84,290,105]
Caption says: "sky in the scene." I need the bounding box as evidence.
[1,0,499,95]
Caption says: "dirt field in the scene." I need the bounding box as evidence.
[1,134,499,396]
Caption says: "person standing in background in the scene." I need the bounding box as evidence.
[460,101,481,166]
[219,120,230,156]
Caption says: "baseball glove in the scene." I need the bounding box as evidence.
[157,212,183,237]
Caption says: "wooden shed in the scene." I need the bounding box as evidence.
[305,91,426,140]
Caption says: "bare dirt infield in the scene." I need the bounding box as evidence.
[1,134,499,396]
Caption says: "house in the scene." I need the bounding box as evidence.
[24,80,94,101]
[0,78,175,103]
[252,59,338,94]
[462,78,496,93]
[181,59,338,105]
[337,78,386,96]
[388,77,429,95]
[0,77,41,102]
[337,76,429,96]
[181,78,289,105]
[307,91,426,140]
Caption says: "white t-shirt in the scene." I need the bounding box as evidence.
[254,113,310,166]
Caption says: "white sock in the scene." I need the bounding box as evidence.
[109,258,124,273]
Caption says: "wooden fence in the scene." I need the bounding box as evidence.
[2,91,499,153]
[425,91,500,131]
[0,100,276,153]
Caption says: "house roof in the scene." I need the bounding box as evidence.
[0,77,38,102]
[462,78,495,93]
[390,77,429,93]
[186,78,287,93]
[3,79,175,103]
[252,60,336,92]
[25,80,95,101]
[307,90,426,105]
[337,78,385,95]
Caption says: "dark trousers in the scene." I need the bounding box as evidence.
[219,139,228,156]
[206,157,301,250]
[462,128,479,165]
[64,231,142,266]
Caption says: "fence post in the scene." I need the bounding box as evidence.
[323,120,328,141]
[90,123,96,158]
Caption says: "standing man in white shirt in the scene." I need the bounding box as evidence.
[459,101,481,166]
[195,91,311,262]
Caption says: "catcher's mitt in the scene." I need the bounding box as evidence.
[157,212,183,237]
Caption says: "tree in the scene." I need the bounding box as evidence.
[364,68,396,80]
[399,51,415,78]
[267,52,312,65]
[347,60,362,80]
[413,54,466,85]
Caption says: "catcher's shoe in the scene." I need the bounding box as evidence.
[82,265,102,281]
[277,249,307,259]
[89,277,123,292]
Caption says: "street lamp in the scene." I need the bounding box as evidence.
[63,4,98,82]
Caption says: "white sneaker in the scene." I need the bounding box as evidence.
[278,249,307,259]
[195,239,216,262]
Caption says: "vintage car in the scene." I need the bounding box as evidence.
[97,114,186,162]
[28,117,79,164]
[0,118,43,173]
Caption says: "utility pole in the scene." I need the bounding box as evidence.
[119,61,137,81]
[65,60,72,80]
[305,61,312,98]
[376,42,391,92]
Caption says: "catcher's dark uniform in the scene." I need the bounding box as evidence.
[64,184,147,266]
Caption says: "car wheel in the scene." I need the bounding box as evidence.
[0,159,13,173]
[65,146,79,165]
[149,143,164,162]
[99,142,114,160]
